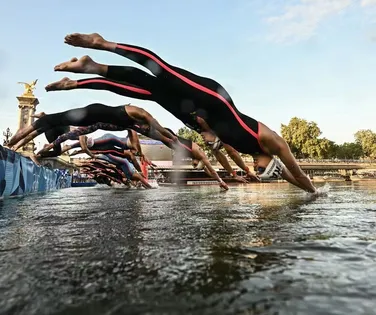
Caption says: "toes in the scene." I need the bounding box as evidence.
[54,64,63,71]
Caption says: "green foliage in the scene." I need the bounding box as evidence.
[176,120,375,161]
[334,142,363,159]
[281,117,374,159]
[354,130,376,158]
[281,117,323,158]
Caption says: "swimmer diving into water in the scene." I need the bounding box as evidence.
[46,32,317,193]
[7,103,177,150]
[7,103,228,190]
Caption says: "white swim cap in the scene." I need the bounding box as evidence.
[208,137,222,151]
[195,160,205,170]
[86,137,94,148]
[259,158,284,180]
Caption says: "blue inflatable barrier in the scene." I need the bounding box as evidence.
[0,145,71,199]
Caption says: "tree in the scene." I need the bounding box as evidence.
[281,117,328,158]
[335,142,363,159]
[354,129,376,159]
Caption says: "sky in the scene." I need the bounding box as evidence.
[0,0,375,149]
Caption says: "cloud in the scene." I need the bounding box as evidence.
[361,0,376,6]
[265,0,356,43]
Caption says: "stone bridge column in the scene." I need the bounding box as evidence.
[16,85,39,156]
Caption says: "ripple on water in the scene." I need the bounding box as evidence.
[0,182,376,314]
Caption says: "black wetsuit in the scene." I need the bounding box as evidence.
[33,104,133,135]
[71,43,265,155]
[76,77,200,132]
[39,126,70,157]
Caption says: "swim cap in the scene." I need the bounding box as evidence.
[195,160,205,170]
[259,158,284,180]
[86,137,94,148]
[208,136,223,151]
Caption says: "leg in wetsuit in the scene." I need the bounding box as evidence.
[47,33,264,155]
[34,103,132,131]
[40,126,70,158]
[48,75,201,132]
[7,103,133,148]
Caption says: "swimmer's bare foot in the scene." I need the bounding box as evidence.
[53,55,99,74]
[64,33,107,49]
[31,112,46,119]
[45,77,78,92]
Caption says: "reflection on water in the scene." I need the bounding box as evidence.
[0,181,375,314]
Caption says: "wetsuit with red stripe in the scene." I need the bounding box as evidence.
[76,76,201,132]
[73,43,265,155]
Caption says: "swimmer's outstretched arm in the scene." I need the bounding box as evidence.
[60,144,75,154]
[275,139,317,193]
[127,129,143,155]
[132,173,153,189]
[122,150,142,172]
[79,135,96,159]
[126,105,177,142]
[195,117,250,183]
[280,168,310,191]
[69,149,85,156]
[11,130,39,152]
[222,144,260,182]
[193,145,228,190]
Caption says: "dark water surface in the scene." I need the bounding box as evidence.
[1,181,376,315]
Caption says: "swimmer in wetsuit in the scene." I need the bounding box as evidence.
[45,32,317,193]
[7,103,178,152]
[45,35,253,184]
[78,160,129,186]
[65,132,144,172]
[136,126,228,190]
[95,153,153,189]
[10,112,71,165]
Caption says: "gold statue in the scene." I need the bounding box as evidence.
[17,79,38,96]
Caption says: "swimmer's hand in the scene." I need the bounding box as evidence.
[310,187,328,196]
[246,172,261,182]
[219,180,229,191]
[233,175,249,183]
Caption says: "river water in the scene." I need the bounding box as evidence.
[0,181,375,315]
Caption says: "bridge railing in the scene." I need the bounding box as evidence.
[295,159,376,164]
[239,157,376,164]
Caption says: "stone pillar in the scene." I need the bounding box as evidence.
[16,95,39,155]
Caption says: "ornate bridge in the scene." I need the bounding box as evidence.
[296,162,376,176]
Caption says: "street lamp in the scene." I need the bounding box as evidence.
[3,128,12,146]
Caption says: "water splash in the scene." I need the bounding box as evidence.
[316,183,331,195]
